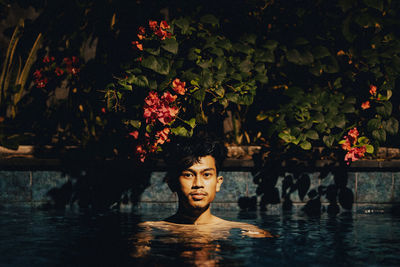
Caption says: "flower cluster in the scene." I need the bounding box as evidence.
[132,78,186,162]
[131,20,172,51]
[340,127,369,165]
[33,56,80,89]
[361,84,378,110]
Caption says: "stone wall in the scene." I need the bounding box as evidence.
[1,161,399,214]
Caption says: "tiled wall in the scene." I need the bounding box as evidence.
[1,170,399,213]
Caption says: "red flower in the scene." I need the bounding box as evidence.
[344,146,366,165]
[154,28,171,40]
[149,20,158,31]
[369,85,377,95]
[72,56,79,64]
[63,57,72,65]
[361,101,370,110]
[341,137,352,151]
[172,78,186,95]
[154,127,170,145]
[132,41,143,51]
[347,127,359,145]
[135,145,147,162]
[101,107,106,114]
[70,67,79,75]
[35,78,48,88]
[161,91,177,103]
[33,69,42,79]
[138,26,146,35]
[55,67,64,76]
[144,91,160,106]
[160,21,170,30]
[43,56,55,63]
[129,130,139,139]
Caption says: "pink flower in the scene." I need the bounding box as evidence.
[129,130,139,139]
[154,127,170,145]
[160,21,170,30]
[347,127,359,145]
[172,78,186,95]
[157,105,179,125]
[101,107,106,114]
[55,67,64,76]
[369,85,377,95]
[344,146,366,165]
[43,56,54,63]
[35,78,48,88]
[149,20,158,31]
[135,145,146,162]
[161,91,177,103]
[341,137,352,151]
[361,101,370,110]
[33,69,42,79]
[132,41,143,51]
[144,91,160,106]
[138,26,146,35]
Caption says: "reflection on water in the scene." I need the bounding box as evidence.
[0,207,400,266]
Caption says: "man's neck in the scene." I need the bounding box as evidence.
[169,205,218,225]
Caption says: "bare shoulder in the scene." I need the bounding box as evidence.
[225,221,274,238]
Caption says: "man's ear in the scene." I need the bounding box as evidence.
[216,176,223,192]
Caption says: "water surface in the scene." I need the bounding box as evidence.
[0,207,399,266]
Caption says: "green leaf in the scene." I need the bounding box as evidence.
[144,47,160,56]
[363,0,384,11]
[383,117,399,135]
[333,77,342,89]
[200,71,213,88]
[141,56,170,75]
[126,75,149,88]
[372,129,386,143]
[184,118,196,128]
[162,38,178,54]
[342,15,356,43]
[263,40,279,50]
[173,17,190,34]
[233,43,254,55]
[358,136,369,145]
[367,118,381,131]
[239,59,252,73]
[313,46,331,59]
[241,33,257,45]
[129,120,141,129]
[286,49,302,65]
[171,126,192,137]
[376,102,392,118]
[333,115,346,128]
[342,103,355,113]
[294,37,309,45]
[193,87,206,101]
[300,141,312,150]
[365,144,374,154]
[312,113,324,123]
[305,130,319,140]
[255,73,268,84]
[323,135,335,147]
[200,14,219,26]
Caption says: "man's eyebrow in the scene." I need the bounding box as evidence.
[182,167,215,173]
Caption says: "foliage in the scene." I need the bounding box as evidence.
[1,0,400,164]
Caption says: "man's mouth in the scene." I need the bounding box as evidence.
[190,192,207,200]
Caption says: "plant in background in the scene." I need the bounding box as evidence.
[254,0,400,164]
[0,19,42,148]
[105,15,269,161]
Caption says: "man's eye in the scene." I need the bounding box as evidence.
[182,173,193,178]
[204,173,212,177]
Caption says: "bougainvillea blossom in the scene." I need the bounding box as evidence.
[172,78,186,95]
[361,101,370,110]
[369,85,377,95]
[344,146,366,164]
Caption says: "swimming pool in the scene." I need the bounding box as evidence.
[0,207,399,266]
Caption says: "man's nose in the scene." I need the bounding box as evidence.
[192,175,204,188]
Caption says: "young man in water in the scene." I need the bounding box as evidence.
[131,137,272,260]
[145,136,272,236]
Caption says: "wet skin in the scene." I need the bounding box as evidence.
[131,156,273,258]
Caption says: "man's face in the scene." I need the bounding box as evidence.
[176,155,223,211]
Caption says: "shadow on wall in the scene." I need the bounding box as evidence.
[238,147,354,216]
[42,158,153,210]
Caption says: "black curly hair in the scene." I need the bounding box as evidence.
[163,135,227,181]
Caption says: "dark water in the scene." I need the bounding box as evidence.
[0,207,399,266]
